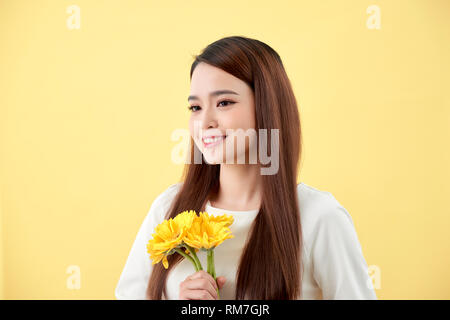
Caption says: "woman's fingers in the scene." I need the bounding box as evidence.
[188,270,218,291]
[183,276,218,299]
[179,270,220,300]
[186,289,216,300]
[216,276,227,289]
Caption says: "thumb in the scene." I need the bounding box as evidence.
[216,276,227,289]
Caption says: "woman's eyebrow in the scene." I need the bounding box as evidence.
[187,89,239,102]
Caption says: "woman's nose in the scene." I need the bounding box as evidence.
[200,107,218,129]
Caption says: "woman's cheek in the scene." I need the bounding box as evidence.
[231,105,255,130]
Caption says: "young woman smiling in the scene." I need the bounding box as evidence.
[115,36,377,300]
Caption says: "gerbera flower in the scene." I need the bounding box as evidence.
[183,212,234,250]
[146,210,196,268]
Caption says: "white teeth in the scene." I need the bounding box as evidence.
[204,136,225,144]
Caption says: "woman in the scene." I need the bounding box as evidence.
[115,36,377,300]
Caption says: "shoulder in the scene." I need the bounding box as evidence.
[296,182,351,222]
[296,182,357,251]
[147,182,183,221]
[296,183,377,299]
[152,182,183,207]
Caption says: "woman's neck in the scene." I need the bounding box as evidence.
[210,163,262,211]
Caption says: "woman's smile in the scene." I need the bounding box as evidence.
[203,135,227,148]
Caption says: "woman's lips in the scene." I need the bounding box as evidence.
[203,135,227,148]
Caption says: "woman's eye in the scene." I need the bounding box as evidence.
[218,100,235,107]
[187,105,200,112]
[188,101,234,112]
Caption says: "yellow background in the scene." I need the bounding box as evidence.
[0,0,449,299]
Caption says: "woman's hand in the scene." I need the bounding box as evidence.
[179,270,226,300]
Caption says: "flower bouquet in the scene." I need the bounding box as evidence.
[147,210,234,299]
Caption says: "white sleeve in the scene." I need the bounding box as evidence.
[114,186,176,300]
[311,204,377,300]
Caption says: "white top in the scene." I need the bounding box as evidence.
[115,182,377,300]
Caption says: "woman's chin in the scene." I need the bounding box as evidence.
[201,146,248,165]
[203,155,223,165]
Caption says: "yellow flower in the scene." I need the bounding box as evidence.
[207,212,234,228]
[147,210,196,269]
[183,211,234,250]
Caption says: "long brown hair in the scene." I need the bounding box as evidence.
[146,36,303,299]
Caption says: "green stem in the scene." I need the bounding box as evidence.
[184,244,203,271]
[173,248,198,270]
[207,248,220,300]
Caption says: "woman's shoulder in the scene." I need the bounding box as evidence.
[296,182,356,241]
[151,182,183,208]
[146,182,183,219]
[158,182,183,199]
[296,183,375,299]
[297,182,341,210]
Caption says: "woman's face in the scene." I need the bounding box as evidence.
[188,62,256,165]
